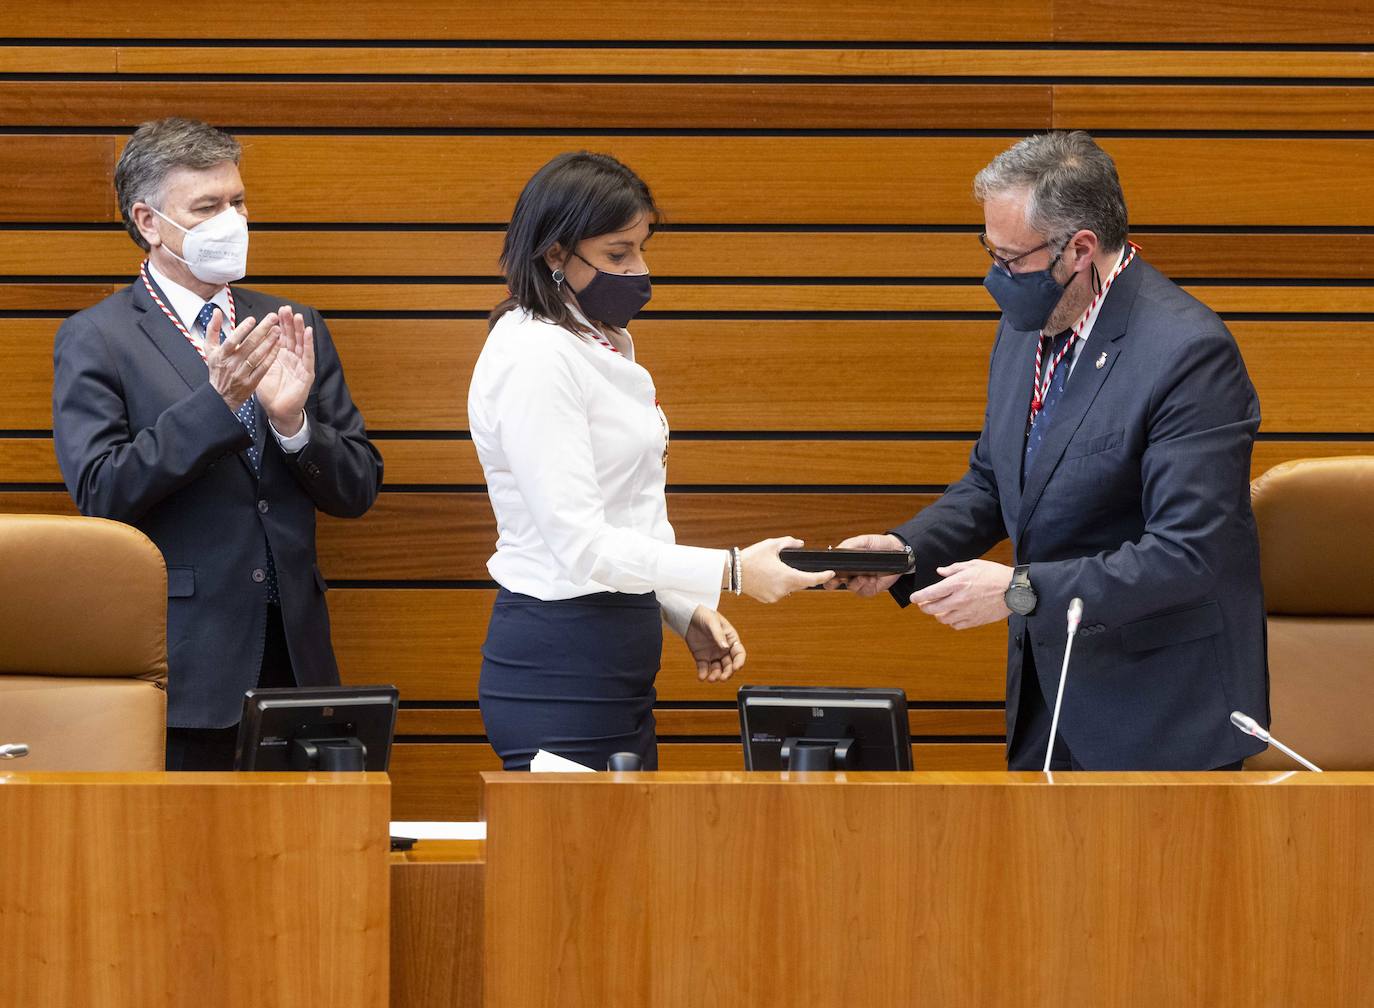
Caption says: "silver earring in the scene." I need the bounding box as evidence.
[551,268,565,289]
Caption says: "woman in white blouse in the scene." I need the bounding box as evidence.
[469,152,831,771]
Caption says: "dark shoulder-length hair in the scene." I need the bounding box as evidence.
[489,151,660,333]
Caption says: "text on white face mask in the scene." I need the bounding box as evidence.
[150,204,249,285]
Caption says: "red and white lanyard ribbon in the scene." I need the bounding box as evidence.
[1029,241,1140,421]
[586,329,621,355]
[139,259,236,361]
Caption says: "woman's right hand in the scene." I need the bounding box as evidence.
[739,537,833,603]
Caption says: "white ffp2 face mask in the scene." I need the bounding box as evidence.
[151,205,249,285]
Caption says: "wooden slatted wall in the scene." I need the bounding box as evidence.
[2,1,1371,817]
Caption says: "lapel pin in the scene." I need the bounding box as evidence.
[1095,352,1107,370]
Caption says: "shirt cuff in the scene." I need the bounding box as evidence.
[658,589,697,638]
[657,544,727,615]
[268,412,310,452]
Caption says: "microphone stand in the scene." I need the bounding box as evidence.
[1230,712,1322,772]
[1043,598,1084,774]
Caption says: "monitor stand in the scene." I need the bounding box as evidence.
[781,737,855,771]
[289,737,368,771]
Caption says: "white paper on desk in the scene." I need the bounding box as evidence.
[530,749,596,772]
[390,821,487,841]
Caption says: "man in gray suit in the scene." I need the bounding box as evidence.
[836,132,1268,770]
[52,117,383,769]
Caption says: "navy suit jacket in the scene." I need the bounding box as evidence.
[891,258,1268,769]
[52,278,383,729]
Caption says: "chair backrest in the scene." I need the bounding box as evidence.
[0,513,168,770]
[1247,457,1374,771]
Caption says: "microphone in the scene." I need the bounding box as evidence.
[0,742,29,759]
[607,752,644,771]
[1043,597,1084,773]
[1230,711,1322,772]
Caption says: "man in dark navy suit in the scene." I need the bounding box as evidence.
[52,118,383,769]
[836,131,1268,770]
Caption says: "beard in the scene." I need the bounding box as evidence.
[1042,266,1095,335]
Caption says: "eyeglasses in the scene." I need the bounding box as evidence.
[978,233,1064,276]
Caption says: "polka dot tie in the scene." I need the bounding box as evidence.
[198,302,279,604]
[1024,329,1074,477]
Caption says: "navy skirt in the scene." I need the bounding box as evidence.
[478,588,662,771]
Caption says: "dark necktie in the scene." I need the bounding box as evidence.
[197,301,279,605]
[1024,329,1074,474]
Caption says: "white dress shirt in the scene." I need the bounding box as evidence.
[468,305,725,637]
[146,260,310,451]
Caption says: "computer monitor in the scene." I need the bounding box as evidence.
[234,685,399,771]
[738,685,912,771]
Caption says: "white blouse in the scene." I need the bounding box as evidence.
[468,306,725,637]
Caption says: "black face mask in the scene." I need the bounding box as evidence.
[982,246,1070,332]
[570,252,652,328]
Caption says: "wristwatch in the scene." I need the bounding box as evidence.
[1003,564,1038,616]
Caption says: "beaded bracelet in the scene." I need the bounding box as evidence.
[731,546,743,596]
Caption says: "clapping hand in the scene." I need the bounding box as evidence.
[204,308,280,413]
[255,304,316,437]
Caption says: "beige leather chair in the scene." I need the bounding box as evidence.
[1246,457,1374,770]
[0,513,168,770]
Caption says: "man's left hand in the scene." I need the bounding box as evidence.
[909,559,1013,630]
[257,305,316,436]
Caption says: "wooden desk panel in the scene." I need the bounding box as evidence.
[391,847,483,1008]
[484,771,1374,1007]
[0,772,389,1008]
[388,743,1006,820]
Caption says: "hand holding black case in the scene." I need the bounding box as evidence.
[778,547,915,575]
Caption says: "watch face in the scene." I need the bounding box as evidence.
[1005,585,1036,615]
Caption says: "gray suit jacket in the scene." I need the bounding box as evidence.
[891,259,1268,769]
[52,277,383,728]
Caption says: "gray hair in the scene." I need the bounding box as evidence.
[973,131,1128,253]
[115,118,241,251]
